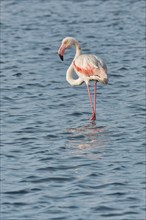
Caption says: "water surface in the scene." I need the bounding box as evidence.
[1,0,145,219]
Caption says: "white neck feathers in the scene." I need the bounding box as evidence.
[66,41,83,86]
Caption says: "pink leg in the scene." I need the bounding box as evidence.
[94,81,97,120]
[86,83,96,121]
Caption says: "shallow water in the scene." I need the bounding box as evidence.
[1,0,145,219]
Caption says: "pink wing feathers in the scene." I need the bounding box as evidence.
[73,54,108,84]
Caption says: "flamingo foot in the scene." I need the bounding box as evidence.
[90,112,96,121]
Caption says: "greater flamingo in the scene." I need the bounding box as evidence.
[58,37,108,121]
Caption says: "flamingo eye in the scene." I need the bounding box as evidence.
[64,40,68,45]
[64,40,71,48]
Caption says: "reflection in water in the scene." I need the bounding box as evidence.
[66,123,108,150]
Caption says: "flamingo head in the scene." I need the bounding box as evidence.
[58,37,76,61]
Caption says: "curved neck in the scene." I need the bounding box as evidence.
[66,41,83,86]
[74,42,81,59]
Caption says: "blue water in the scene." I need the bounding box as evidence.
[1,0,145,219]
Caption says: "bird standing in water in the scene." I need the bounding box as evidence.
[58,37,108,121]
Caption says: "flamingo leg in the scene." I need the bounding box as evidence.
[86,83,96,121]
[94,81,97,120]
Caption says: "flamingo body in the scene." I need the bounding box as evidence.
[58,37,108,121]
[73,54,108,85]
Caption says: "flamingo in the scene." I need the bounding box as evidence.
[58,37,108,121]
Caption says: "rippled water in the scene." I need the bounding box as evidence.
[1,0,145,219]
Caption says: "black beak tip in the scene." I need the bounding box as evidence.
[59,54,63,61]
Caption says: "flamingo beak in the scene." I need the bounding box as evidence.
[58,44,66,61]
[59,54,64,61]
